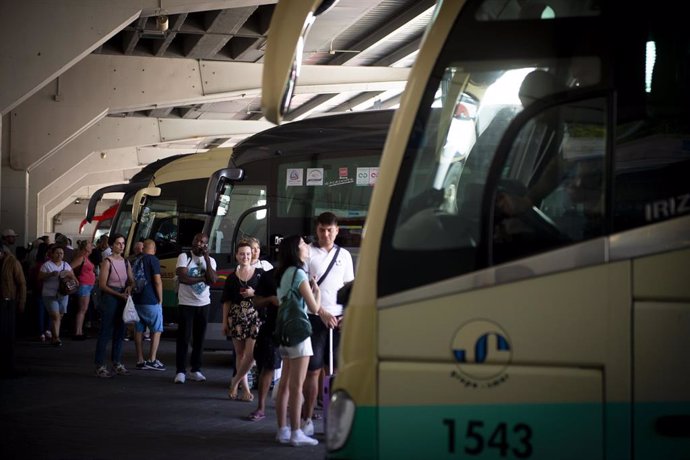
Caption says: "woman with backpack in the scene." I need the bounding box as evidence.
[273,235,321,447]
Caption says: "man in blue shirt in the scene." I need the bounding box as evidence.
[132,239,165,371]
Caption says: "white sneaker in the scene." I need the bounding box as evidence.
[113,363,130,376]
[188,371,206,382]
[275,426,291,444]
[290,429,318,447]
[95,365,113,379]
[301,418,314,436]
[174,372,186,384]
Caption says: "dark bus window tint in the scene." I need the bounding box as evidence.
[613,27,690,231]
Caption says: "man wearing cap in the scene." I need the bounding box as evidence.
[1,229,18,256]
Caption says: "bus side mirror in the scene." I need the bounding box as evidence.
[132,187,161,224]
[205,168,245,214]
[127,186,162,254]
[261,0,338,124]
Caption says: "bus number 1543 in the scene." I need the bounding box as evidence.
[442,419,533,458]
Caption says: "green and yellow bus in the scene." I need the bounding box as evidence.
[86,152,234,348]
[125,149,234,315]
[263,0,690,458]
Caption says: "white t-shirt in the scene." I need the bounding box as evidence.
[308,244,354,316]
[40,260,72,297]
[252,259,274,271]
[176,252,217,306]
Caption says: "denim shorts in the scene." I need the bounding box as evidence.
[134,304,164,333]
[44,295,69,314]
[77,284,94,297]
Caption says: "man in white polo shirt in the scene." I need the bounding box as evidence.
[301,212,354,436]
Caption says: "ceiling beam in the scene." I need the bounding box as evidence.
[183,7,256,58]
[0,1,139,115]
[30,116,272,235]
[10,53,409,171]
[285,94,338,122]
[327,0,435,66]
[153,13,189,56]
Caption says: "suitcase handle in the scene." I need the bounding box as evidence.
[328,327,334,375]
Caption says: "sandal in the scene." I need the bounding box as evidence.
[247,410,265,421]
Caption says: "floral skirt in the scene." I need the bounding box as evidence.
[228,300,261,340]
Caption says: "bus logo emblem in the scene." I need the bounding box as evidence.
[451,319,512,385]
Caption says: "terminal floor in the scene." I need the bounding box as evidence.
[0,336,326,459]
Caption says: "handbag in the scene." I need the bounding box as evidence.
[58,263,79,296]
[122,295,141,323]
[273,268,312,347]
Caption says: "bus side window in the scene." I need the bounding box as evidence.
[613,27,690,231]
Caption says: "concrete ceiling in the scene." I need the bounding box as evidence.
[0,0,436,236]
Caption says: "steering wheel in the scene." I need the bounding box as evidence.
[495,179,569,243]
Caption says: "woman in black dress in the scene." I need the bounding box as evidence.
[222,241,263,401]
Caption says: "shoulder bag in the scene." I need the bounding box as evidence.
[58,262,79,296]
[317,246,340,286]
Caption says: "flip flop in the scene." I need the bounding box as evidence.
[247,410,265,421]
[228,388,239,400]
[241,392,254,402]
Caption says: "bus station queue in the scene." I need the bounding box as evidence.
[0,211,353,450]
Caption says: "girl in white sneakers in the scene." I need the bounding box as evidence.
[273,236,321,447]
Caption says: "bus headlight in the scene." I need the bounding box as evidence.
[326,390,356,451]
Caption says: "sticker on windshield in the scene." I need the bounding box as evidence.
[357,167,379,186]
[286,168,303,186]
[306,168,324,186]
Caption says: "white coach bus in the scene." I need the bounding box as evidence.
[263,1,690,458]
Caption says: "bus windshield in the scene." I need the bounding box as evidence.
[131,178,209,260]
[208,152,380,264]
